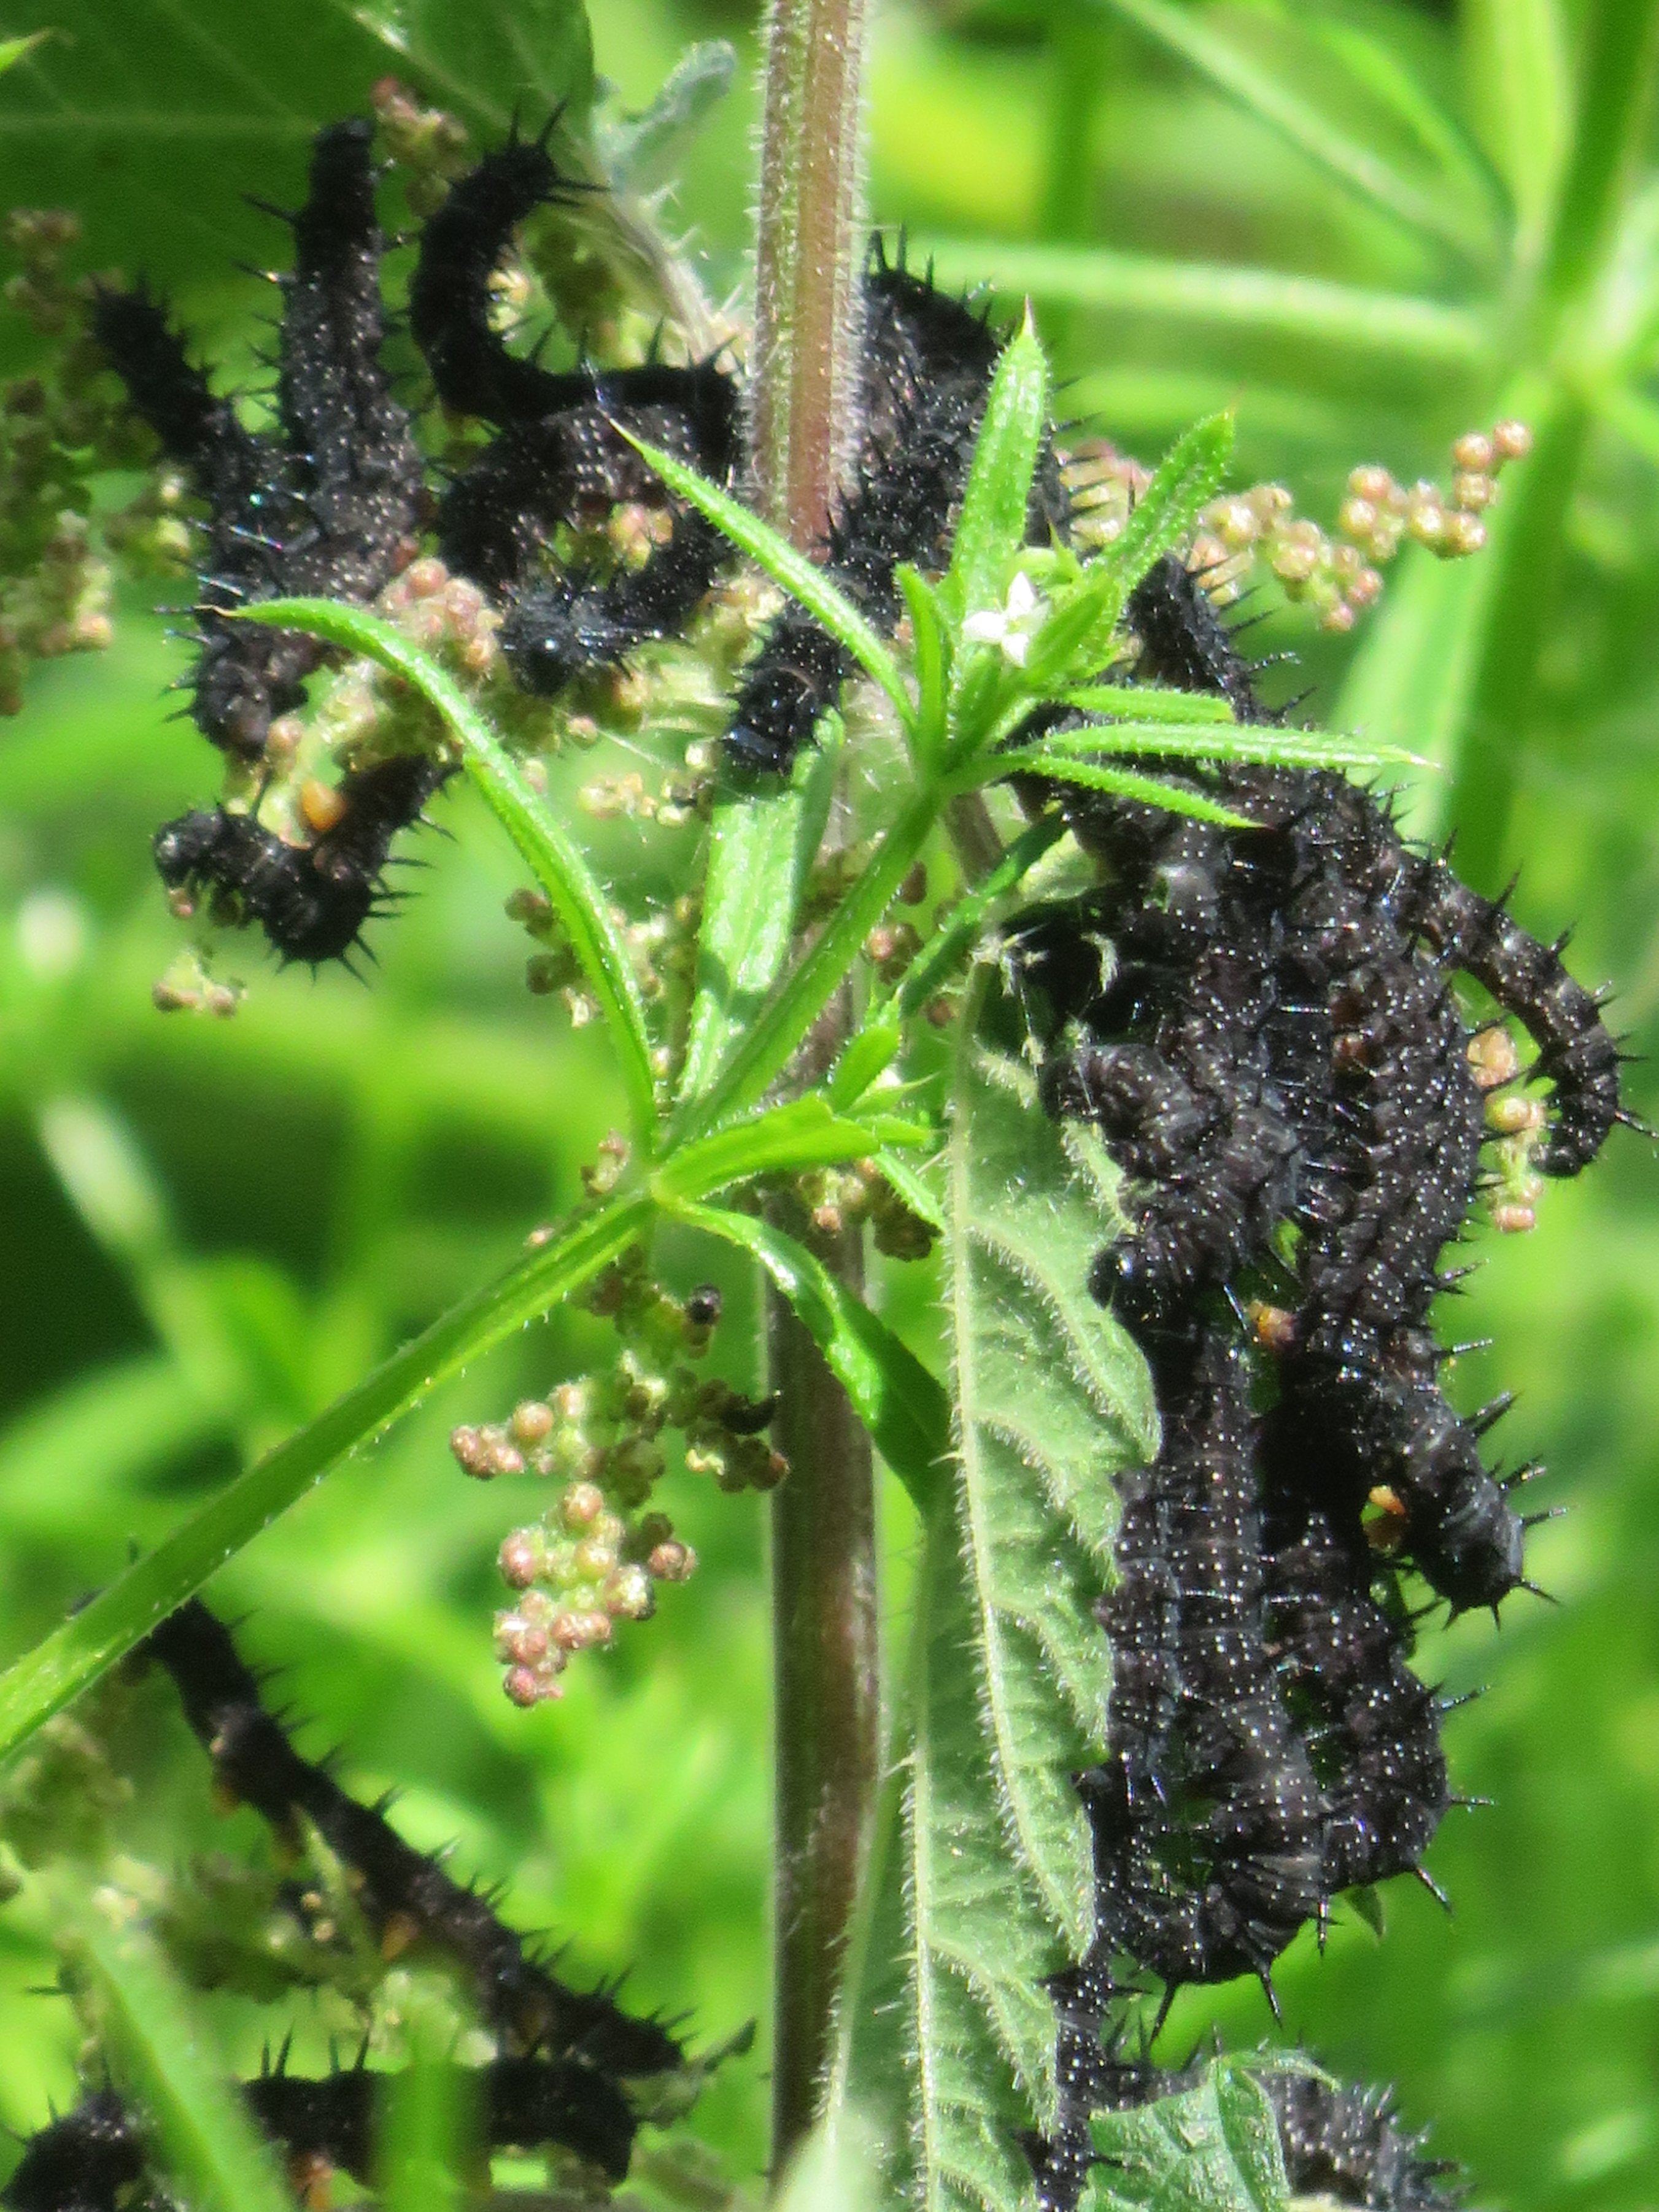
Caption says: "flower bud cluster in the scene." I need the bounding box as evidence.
[152,946,244,1019]
[576,757,710,829]
[1061,441,1151,552]
[1468,1024,1546,1234]
[1188,419,1533,635]
[511,884,698,1035]
[369,77,472,218]
[792,1158,938,1260]
[452,1251,785,1704]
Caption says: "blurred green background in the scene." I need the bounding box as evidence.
[0,1,1657,2205]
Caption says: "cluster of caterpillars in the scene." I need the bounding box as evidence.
[93,117,1042,967]
[2,1601,690,2211]
[1009,554,1631,2208]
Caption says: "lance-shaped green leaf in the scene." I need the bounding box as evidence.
[826,1003,903,1111]
[1019,414,1234,692]
[1034,713,1430,772]
[899,567,953,769]
[945,312,1051,621]
[0,1189,653,1768]
[619,433,912,720]
[0,31,48,72]
[1091,2060,1290,2212]
[680,721,842,1104]
[913,239,1488,365]
[54,1871,296,2212]
[654,1093,930,1205]
[234,599,659,1148]
[980,748,1256,829]
[667,1200,948,1508]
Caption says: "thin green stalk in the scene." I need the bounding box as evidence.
[0,1190,654,1767]
[1539,1,1659,320]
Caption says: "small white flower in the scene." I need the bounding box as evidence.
[962,570,1045,665]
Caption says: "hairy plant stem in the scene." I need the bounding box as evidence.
[751,0,878,2179]
[751,0,871,547]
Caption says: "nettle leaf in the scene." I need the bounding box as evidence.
[837,996,1156,2211]
[0,0,593,291]
[948,1036,1156,1935]
[1089,2062,1289,2212]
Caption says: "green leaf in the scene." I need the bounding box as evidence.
[984,749,1256,829]
[236,598,659,1148]
[1055,687,1237,724]
[899,567,953,770]
[1463,0,1571,266]
[914,241,1487,366]
[680,723,842,1106]
[946,313,1051,620]
[1538,1,1659,312]
[53,1870,296,2212]
[36,1096,249,1407]
[0,0,591,292]
[1037,712,1429,771]
[667,1201,949,1509]
[1093,0,1487,258]
[594,39,736,188]
[945,1034,1154,1956]
[672,792,942,1142]
[0,1189,653,1769]
[826,1005,903,1111]
[655,1095,929,1205]
[1105,412,1237,594]
[1091,2060,1289,2212]
[872,1147,947,1236]
[0,32,48,74]
[620,436,913,722]
[1019,415,1234,692]
[837,1016,1156,2211]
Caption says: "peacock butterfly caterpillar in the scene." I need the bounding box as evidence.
[154,754,454,970]
[145,1601,681,2078]
[95,122,418,764]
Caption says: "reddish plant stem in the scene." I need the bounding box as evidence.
[749,1,878,2175]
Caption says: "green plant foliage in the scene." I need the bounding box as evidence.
[833,1013,1156,2211]
[53,1871,296,2212]
[0,1,1655,2204]
[1089,2063,1289,2212]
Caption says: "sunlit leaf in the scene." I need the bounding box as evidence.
[668,1200,949,1507]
